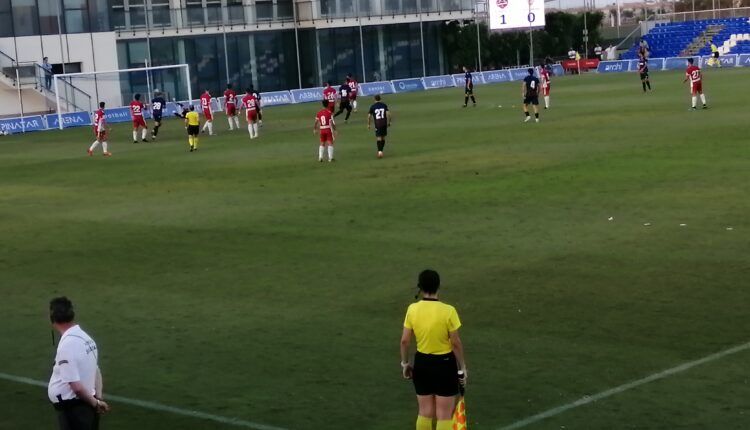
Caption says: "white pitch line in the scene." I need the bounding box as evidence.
[0,372,288,430]
[498,340,750,430]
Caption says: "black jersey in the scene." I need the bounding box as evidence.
[638,60,649,74]
[465,71,473,89]
[338,84,351,100]
[523,75,540,97]
[369,102,389,128]
[151,96,166,117]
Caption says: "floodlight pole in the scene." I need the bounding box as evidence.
[476,18,483,71]
[16,68,25,133]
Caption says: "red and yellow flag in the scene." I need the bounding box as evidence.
[452,396,467,430]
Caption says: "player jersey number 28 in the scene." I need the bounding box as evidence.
[152,102,162,111]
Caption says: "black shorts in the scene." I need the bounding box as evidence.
[412,351,460,397]
[640,72,649,80]
[153,113,162,123]
[713,52,719,58]
[375,126,387,137]
[523,96,539,106]
[339,100,351,110]
[465,86,473,95]
[187,125,199,136]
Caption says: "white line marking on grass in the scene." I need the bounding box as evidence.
[0,372,289,430]
[498,340,750,430]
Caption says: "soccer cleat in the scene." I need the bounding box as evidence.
[462,104,467,108]
[142,138,149,143]
[133,140,138,144]
[702,105,708,109]
[377,151,384,159]
[535,118,540,123]
[87,149,93,156]
[524,116,531,123]
[103,152,112,157]
[329,158,335,163]
[319,158,324,162]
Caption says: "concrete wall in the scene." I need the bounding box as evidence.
[0,32,121,116]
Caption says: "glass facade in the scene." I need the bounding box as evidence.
[1,0,109,36]
[115,22,445,98]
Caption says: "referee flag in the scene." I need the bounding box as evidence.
[452,396,467,430]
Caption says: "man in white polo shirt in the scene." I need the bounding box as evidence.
[48,297,110,430]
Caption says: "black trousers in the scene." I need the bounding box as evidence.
[54,400,99,430]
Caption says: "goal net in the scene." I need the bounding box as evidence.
[52,64,192,129]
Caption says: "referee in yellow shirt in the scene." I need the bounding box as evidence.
[400,269,467,430]
[185,105,200,152]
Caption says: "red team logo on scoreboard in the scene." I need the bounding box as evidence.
[496,0,507,8]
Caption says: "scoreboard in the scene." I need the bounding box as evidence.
[488,0,546,31]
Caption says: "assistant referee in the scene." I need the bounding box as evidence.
[400,270,467,430]
[48,297,110,430]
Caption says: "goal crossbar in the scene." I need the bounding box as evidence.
[53,64,192,130]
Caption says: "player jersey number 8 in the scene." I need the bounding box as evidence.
[321,116,328,126]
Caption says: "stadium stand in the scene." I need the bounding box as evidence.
[624,18,750,59]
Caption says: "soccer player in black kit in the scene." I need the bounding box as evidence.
[150,90,166,140]
[334,81,353,122]
[367,95,391,158]
[638,56,652,93]
[462,66,476,108]
[522,68,540,123]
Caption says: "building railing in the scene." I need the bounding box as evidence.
[111,0,474,33]
[656,7,750,22]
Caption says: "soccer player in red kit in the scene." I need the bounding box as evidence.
[323,82,337,113]
[224,84,240,131]
[347,74,359,112]
[130,94,149,143]
[200,90,215,135]
[314,101,337,162]
[539,66,551,109]
[241,88,260,139]
[683,58,707,110]
[88,101,111,156]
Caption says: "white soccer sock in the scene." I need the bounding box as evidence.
[252,123,258,137]
[234,117,240,129]
[228,117,234,130]
[248,124,254,138]
[327,145,334,160]
[692,96,697,108]
[700,94,707,105]
[207,121,213,135]
[202,121,208,131]
[544,96,550,108]
[132,130,138,141]
[353,100,357,110]
[89,140,99,151]
[102,141,108,153]
[319,145,325,160]
[141,128,147,140]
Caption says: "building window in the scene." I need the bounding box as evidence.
[37,0,61,35]
[63,0,89,33]
[11,0,40,36]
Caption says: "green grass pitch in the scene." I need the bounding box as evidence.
[1,68,749,430]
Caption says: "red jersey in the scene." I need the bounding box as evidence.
[242,94,257,110]
[323,86,336,104]
[93,108,106,132]
[316,109,334,130]
[224,89,237,106]
[130,101,144,118]
[200,93,212,112]
[686,65,702,84]
[347,79,358,93]
[540,69,550,86]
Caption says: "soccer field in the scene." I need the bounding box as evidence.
[1,68,749,430]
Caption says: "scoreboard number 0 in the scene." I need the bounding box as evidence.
[528,12,535,23]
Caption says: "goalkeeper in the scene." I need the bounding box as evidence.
[400,269,467,430]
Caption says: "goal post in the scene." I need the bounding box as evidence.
[53,64,192,130]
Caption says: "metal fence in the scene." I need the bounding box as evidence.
[656,7,750,22]
[111,0,474,33]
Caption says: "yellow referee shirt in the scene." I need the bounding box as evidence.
[404,299,461,355]
[186,111,200,126]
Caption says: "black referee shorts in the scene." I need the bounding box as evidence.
[53,399,99,430]
[412,351,460,397]
[523,96,539,106]
[187,125,200,136]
